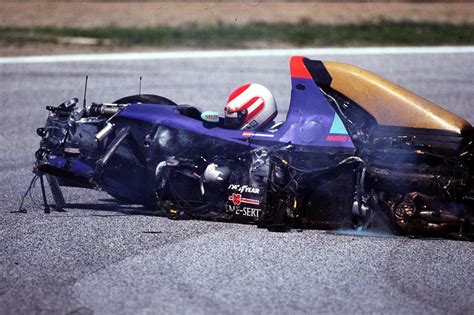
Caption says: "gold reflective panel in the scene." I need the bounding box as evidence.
[322,61,472,134]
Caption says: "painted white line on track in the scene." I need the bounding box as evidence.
[0,46,473,64]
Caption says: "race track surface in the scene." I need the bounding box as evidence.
[0,51,473,314]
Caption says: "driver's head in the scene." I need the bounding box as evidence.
[224,83,277,130]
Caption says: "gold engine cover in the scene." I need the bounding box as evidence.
[321,61,472,134]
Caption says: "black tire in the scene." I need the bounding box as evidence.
[114,94,177,106]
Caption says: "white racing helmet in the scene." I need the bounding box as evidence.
[225,83,278,130]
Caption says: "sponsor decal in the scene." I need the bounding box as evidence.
[226,204,261,218]
[254,133,274,138]
[329,113,349,135]
[242,131,253,138]
[228,184,260,194]
[327,135,350,142]
[247,120,259,129]
[200,111,220,123]
[241,131,274,138]
[228,193,260,206]
[229,193,242,205]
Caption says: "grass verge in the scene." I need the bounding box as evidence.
[1,22,473,48]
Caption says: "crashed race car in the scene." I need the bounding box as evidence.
[24,56,474,240]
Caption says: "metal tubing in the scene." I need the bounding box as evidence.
[94,127,130,186]
[46,174,65,211]
[100,127,130,166]
[95,122,114,141]
[39,174,50,214]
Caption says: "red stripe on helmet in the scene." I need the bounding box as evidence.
[227,96,260,114]
[244,101,264,123]
[290,56,312,79]
[227,83,251,103]
[241,96,260,111]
